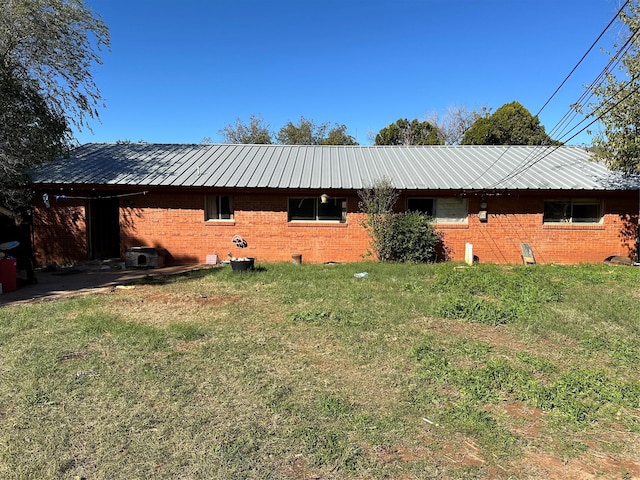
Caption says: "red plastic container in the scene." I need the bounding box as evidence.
[0,258,17,293]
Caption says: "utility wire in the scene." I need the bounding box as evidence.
[493,26,640,189]
[494,77,640,188]
[493,38,638,188]
[462,1,630,190]
[548,24,637,143]
[534,0,630,118]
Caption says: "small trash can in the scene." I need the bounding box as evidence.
[0,258,17,293]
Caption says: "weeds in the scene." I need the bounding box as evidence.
[1,262,640,479]
[432,264,564,325]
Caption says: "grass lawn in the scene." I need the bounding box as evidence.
[1,261,640,479]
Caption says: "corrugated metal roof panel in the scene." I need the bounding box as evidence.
[29,143,640,191]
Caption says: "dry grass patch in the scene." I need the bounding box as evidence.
[1,262,640,479]
[105,285,243,326]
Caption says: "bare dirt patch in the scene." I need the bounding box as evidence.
[106,285,242,326]
[522,451,640,480]
[493,402,546,438]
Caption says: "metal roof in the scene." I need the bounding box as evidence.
[29,143,640,191]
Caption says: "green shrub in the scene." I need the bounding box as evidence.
[385,212,441,262]
[358,178,442,263]
[365,211,441,263]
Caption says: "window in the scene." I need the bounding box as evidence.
[205,195,233,220]
[407,198,434,216]
[288,197,347,222]
[543,199,602,223]
[406,197,467,223]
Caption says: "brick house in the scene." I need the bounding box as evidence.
[29,143,640,265]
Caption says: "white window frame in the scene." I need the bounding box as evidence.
[288,197,347,223]
[406,197,468,224]
[205,195,234,221]
[543,198,603,224]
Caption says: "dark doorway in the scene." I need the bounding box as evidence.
[88,197,120,260]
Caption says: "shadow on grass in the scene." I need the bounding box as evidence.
[129,266,229,285]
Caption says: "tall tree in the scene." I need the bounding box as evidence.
[374,118,443,146]
[277,116,320,145]
[427,105,491,145]
[0,66,69,214]
[0,0,109,214]
[461,101,558,146]
[318,124,358,145]
[1,0,110,130]
[587,1,640,173]
[275,116,358,145]
[219,115,273,144]
[276,116,325,145]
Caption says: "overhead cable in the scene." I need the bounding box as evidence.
[462,0,631,190]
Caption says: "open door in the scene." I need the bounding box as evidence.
[88,197,121,260]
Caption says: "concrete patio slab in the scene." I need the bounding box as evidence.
[0,264,211,305]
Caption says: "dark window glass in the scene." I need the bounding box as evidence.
[218,195,232,219]
[288,197,347,222]
[205,195,234,221]
[318,198,343,220]
[288,198,316,221]
[572,203,600,222]
[407,198,434,216]
[544,200,601,223]
[543,201,570,222]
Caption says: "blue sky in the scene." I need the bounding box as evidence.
[77,0,626,146]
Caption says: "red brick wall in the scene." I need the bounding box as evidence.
[32,189,639,265]
[438,194,638,264]
[119,192,372,264]
[32,199,87,265]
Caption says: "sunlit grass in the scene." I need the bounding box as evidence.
[0,261,639,479]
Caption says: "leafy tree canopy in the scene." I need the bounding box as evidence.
[318,124,358,145]
[588,1,640,174]
[277,117,322,145]
[219,115,273,144]
[461,101,559,146]
[277,116,358,145]
[374,118,443,146]
[218,115,358,145]
[0,0,109,215]
[0,66,69,214]
[1,0,110,130]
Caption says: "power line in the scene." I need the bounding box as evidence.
[534,0,631,119]
[494,77,640,188]
[462,1,630,190]
[547,21,637,143]
[493,25,640,188]
[493,47,639,188]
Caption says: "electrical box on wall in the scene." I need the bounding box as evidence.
[478,210,488,222]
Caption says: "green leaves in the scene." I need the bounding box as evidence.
[374,118,443,145]
[218,114,273,144]
[588,1,640,174]
[1,0,109,213]
[461,101,559,145]
[358,179,441,263]
[1,0,110,129]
